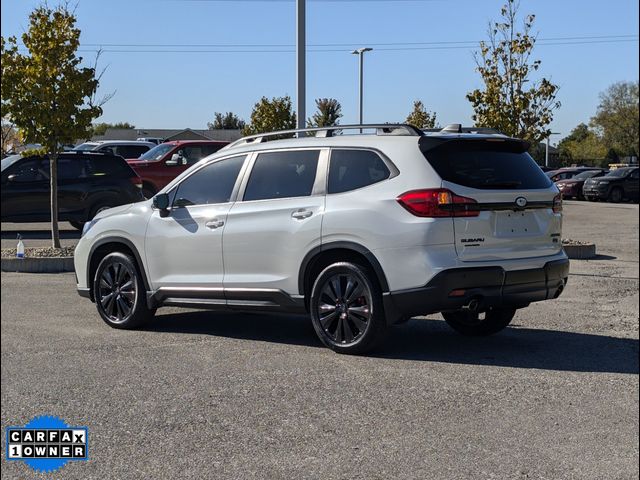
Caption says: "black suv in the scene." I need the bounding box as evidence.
[582,167,640,202]
[1,152,144,229]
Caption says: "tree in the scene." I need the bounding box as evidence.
[208,112,246,130]
[590,81,639,158]
[92,122,135,137]
[405,100,437,129]
[2,4,103,248]
[1,115,20,155]
[307,98,342,128]
[557,123,608,166]
[466,0,560,145]
[242,96,296,136]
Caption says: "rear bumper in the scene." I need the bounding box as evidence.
[383,259,569,323]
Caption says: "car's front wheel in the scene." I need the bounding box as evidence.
[442,307,516,336]
[310,262,386,354]
[608,187,624,203]
[93,252,155,329]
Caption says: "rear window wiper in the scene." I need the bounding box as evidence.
[480,181,522,188]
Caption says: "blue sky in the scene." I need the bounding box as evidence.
[1,0,638,142]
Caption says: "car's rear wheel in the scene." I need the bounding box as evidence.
[93,252,155,329]
[310,262,386,354]
[442,307,516,336]
[608,187,624,203]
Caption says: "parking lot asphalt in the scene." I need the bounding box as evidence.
[1,200,638,479]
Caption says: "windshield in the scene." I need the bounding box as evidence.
[73,143,98,151]
[572,170,602,180]
[138,143,174,161]
[605,168,632,178]
[1,154,22,172]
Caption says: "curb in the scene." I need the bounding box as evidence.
[1,257,74,273]
[562,244,597,260]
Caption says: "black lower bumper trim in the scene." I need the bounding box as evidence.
[384,259,569,323]
[77,287,91,299]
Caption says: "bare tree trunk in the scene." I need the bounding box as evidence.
[50,152,61,249]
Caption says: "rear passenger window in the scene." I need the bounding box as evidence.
[243,150,319,201]
[43,157,88,179]
[328,149,390,194]
[173,155,246,207]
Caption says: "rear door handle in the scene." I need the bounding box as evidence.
[205,219,225,229]
[291,209,313,220]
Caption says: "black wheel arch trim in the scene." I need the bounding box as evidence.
[87,237,151,295]
[298,241,390,295]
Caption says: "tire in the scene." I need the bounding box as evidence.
[91,203,114,218]
[608,187,623,203]
[309,262,387,354]
[69,221,85,231]
[142,186,156,200]
[442,307,516,336]
[93,252,155,329]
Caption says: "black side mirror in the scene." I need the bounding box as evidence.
[152,193,170,217]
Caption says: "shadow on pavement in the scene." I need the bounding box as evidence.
[145,312,638,374]
[0,229,81,240]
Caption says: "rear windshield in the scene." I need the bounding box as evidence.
[421,138,552,190]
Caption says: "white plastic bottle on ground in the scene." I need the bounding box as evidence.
[16,234,25,259]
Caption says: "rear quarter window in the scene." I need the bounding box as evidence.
[88,156,134,177]
[421,138,552,190]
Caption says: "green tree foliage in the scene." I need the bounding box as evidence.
[405,100,437,129]
[466,0,560,145]
[208,112,246,130]
[243,96,296,136]
[590,81,639,158]
[307,98,342,128]
[92,122,135,136]
[1,4,103,247]
[557,123,607,165]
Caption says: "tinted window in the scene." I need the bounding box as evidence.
[421,139,552,189]
[118,145,150,159]
[572,170,602,180]
[328,149,390,194]
[173,155,246,207]
[244,150,319,201]
[88,156,133,177]
[42,157,88,179]
[630,169,639,179]
[6,158,46,182]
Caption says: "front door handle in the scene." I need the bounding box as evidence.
[291,209,313,220]
[205,219,225,229]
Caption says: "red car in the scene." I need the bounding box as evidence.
[127,140,228,198]
[555,169,608,200]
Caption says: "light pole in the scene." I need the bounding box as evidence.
[296,0,305,135]
[545,132,561,168]
[351,47,373,127]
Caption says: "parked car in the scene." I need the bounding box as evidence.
[126,140,229,198]
[137,137,164,145]
[73,140,155,159]
[555,169,608,200]
[545,167,597,183]
[1,152,144,230]
[582,167,640,202]
[74,124,569,354]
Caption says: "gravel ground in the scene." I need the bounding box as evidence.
[1,200,638,479]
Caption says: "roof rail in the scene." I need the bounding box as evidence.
[425,124,503,135]
[225,124,423,149]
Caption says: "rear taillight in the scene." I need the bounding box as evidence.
[397,189,479,218]
[553,194,562,213]
[130,175,143,189]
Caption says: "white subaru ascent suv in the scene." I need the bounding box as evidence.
[75,124,569,354]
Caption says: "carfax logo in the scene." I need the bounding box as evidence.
[5,415,88,473]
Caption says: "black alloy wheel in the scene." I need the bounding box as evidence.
[310,262,386,354]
